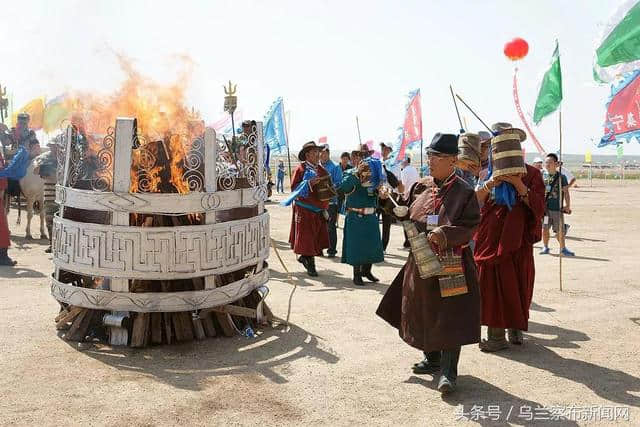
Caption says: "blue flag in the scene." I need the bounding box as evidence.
[264,97,288,154]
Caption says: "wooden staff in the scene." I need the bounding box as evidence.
[455,94,493,133]
[356,116,363,149]
[558,108,563,292]
[450,85,464,132]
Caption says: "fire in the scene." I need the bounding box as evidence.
[64,53,197,139]
[61,53,202,195]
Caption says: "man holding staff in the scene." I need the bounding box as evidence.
[474,123,546,351]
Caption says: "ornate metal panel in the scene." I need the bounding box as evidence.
[52,213,270,280]
[50,269,268,312]
[55,185,267,214]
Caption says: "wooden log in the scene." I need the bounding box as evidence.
[64,309,93,342]
[151,313,163,345]
[55,308,70,323]
[163,312,173,345]
[200,313,217,337]
[172,312,194,342]
[214,312,236,337]
[55,306,83,325]
[130,313,150,348]
[192,315,206,341]
[204,304,258,318]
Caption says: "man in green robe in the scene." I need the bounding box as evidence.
[336,157,384,286]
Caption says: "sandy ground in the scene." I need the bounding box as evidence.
[1,179,639,426]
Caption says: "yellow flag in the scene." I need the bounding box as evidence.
[11,97,45,130]
[585,151,592,163]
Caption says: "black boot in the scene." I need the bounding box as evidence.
[438,347,461,394]
[362,264,379,282]
[297,256,310,273]
[0,248,16,266]
[413,351,441,374]
[308,256,318,277]
[353,265,365,286]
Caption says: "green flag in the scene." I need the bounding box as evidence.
[533,41,563,125]
[594,0,640,83]
[617,144,624,159]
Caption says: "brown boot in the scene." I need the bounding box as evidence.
[479,327,509,352]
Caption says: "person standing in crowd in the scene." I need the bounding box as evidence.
[379,142,403,252]
[377,133,481,394]
[337,156,384,286]
[320,144,343,258]
[0,139,41,266]
[455,133,482,188]
[282,141,330,277]
[474,123,546,351]
[400,157,419,199]
[33,141,59,253]
[350,150,362,168]
[532,156,544,171]
[540,153,574,256]
[339,152,352,172]
[276,159,286,193]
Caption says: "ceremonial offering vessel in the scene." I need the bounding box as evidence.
[402,221,442,279]
[313,174,337,201]
[490,127,527,178]
[51,117,271,347]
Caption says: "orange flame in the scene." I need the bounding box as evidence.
[65,53,198,139]
[62,54,203,195]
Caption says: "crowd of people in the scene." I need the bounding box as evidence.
[0,113,58,266]
[0,113,577,396]
[281,123,576,394]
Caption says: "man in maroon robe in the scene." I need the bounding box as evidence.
[377,133,481,394]
[474,123,545,351]
[287,141,330,276]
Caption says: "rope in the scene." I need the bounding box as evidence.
[270,237,297,327]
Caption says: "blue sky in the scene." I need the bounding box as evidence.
[1,0,633,154]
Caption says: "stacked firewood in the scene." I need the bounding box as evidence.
[55,139,272,347]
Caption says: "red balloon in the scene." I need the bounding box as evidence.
[504,38,529,61]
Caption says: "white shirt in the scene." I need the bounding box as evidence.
[401,164,419,198]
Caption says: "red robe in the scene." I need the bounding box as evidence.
[288,162,330,256]
[0,153,9,249]
[474,164,545,330]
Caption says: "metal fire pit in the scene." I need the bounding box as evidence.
[50,118,270,346]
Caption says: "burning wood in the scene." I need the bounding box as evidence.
[53,117,271,347]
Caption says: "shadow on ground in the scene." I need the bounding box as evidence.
[492,321,640,407]
[0,266,47,279]
[406,375,579,426]
[72,322,339,391]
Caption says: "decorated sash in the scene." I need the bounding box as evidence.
[280,163,318,207]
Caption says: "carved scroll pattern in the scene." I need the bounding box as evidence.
[91,127,114,192]
[183,134,205,192]
[216,136,237,191]
[244,124,259,187]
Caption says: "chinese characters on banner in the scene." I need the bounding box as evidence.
[600,70,640,147]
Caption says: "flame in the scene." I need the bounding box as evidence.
[64,53,198,139]
[61,54,204,195]
[167,134,190,194]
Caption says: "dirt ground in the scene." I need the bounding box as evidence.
[1,179,639,426]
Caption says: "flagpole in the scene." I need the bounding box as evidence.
[282,103,293,190]
[355,116,363,149]
[558,107,563,292]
